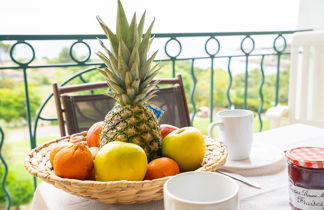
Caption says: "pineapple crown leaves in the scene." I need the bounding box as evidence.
[96,0,160,105]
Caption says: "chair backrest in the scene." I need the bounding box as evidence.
[53,74,191,136]
[289,30,324,127]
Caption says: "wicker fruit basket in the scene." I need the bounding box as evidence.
[24,131,227,204]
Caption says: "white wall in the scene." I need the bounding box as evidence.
[298,0,324,30]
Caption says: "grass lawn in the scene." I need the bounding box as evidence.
[4,136,55,178]
[1,136,56,208]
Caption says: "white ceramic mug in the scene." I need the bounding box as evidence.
[164,171,239,210]
[208,109,254,161]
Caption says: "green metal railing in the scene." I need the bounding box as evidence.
[0,30,311,208]
[0,127,12,210]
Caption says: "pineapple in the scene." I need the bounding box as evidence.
[96,0,162,160]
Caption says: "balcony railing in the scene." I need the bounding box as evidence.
[0,30,310,209]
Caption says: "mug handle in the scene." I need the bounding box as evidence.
[208,121,224,139]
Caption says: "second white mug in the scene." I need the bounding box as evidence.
[208,109,254,161]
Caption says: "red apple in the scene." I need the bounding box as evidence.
[160,124,179,139]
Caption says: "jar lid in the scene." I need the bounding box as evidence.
[286,147,324,168]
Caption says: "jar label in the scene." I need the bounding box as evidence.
[289,182,324,209]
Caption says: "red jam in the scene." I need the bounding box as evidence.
[286,147,324,210]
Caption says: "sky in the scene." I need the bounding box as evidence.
[0,0,300,34]
[0,0,301,72]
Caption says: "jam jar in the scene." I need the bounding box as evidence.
[286,147,324,210]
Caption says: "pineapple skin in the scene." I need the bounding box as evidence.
[100,104,162,161]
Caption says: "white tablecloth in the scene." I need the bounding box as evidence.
[32,165,288,210]
[31,124,324,210]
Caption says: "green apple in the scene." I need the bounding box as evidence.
[162,127,205,171]
[94,141,147,181]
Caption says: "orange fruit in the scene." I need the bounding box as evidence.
[86,121,104,147]
[53,143,94,180]
[49,142,73,166]
[144,157,180,180]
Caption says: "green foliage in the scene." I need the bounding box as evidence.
[152,61,289,113]
[0,90,20,122]
[0,41,10,52]
[31,73,51,85]
[0,78,15,89]
[45,47,98,68]
[7,180,33,206]
[156,61,229,112]
[231,97,271,112]
[47,47,74,64]
[0,167,33,207]
[0,167,14,204]
[0,86,41,123]
[232,68,289,106]
[82,70,106,83]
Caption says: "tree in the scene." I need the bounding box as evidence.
[0,87,41,123]
[47,47,74,64]
[232,68,289,109]
[0,41,10,55]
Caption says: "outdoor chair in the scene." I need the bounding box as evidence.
[266,30,324,128]
[52,74,191,136]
